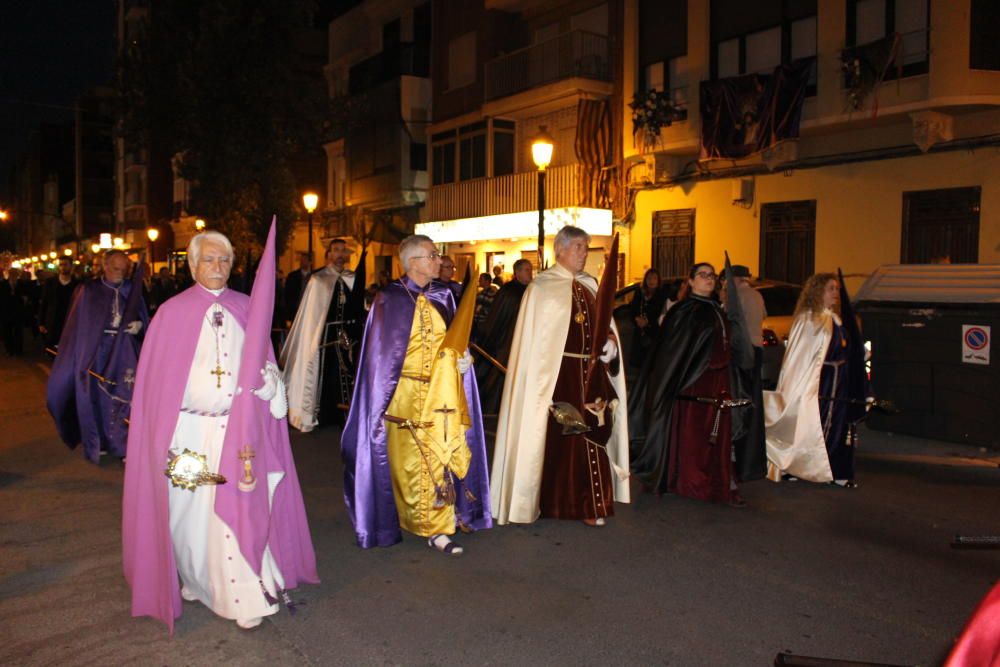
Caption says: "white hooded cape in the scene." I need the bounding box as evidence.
[279,266,355,432]
[490,263,630,524]
[763,310,838,482]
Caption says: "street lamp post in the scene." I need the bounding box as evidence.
[147,228,159,269]
[531,126,554,269]
[302,192,319,265]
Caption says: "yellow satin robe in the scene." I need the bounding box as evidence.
[385,294,469,537]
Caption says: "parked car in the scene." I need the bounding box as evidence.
[756,280,802,389]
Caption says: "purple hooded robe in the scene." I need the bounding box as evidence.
[47,275,148,462]
[341,277,492,548]
[122,222,317,632]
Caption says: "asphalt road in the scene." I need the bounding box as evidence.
[1,339,998,666]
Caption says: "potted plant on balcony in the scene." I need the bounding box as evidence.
[630,88,681,153]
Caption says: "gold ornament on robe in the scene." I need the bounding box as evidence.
[413,280,480,489]
[238,444,257,492]
[165,449,227,490]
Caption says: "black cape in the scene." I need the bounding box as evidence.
[474,279,527,416]
[628,295,761,488]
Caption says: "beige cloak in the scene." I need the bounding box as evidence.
[763,310,838,482]
[490,263,630,524]
[279,266,355,432]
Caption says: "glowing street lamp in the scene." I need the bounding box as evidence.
[90,244,101,254]
[0,210,9,221]
[531,125,555,268]
[147,228,159,267]
[195,218,206,231]
[49,251,57,259]
[302,192,319,265]
[99,233,113,249]
[113,237,125,249]
[63,249,73,256]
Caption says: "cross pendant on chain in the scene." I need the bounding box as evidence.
[210,365,226,388]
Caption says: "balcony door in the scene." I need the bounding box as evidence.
[760,200,815,285]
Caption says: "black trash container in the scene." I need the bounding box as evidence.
[855,264,1000,449]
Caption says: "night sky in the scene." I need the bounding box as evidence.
[0,0,363,204]
[0,1,116,199]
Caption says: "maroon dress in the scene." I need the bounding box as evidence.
[667,311,737,503]
[539,281,617,520]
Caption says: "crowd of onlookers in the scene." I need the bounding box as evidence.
[1,248,518,358]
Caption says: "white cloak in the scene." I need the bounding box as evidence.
[490,263,630,525]
[763,310,838,483]
[168,301,285,621]
[279,266,355,432]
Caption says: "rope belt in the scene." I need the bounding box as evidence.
[180,407,231,418]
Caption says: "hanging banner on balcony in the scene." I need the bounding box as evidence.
[575,98,613,209]
[699,59,811,160]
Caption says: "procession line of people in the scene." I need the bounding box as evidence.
[30,223,873,633]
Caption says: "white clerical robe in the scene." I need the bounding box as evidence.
[280,266,356,432]
[168,297,285,622]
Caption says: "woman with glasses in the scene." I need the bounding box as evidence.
[629,262,745,506]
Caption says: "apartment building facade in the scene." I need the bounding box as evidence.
[625,0,1000,290]
[313,0,434,278]
[419,0,623,279]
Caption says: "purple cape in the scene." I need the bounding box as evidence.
[341,277,492,548]
[46,278,148,462]
[122,222,318,632]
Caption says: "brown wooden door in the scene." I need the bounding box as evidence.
[652,208,695,278]
[901,187,981,264]
[760,200,815,285]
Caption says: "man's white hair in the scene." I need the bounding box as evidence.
[553,225,590,253]
[187,231,234,272]
[398,234,434,272]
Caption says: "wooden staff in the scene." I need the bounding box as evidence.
[470,343,506,374]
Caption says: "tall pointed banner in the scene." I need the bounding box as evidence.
[347,249,368,347]
[837,267,869,426]
[214,217,311,577]
[723,251,755,372]
[415,271,479,483]
[586,232,619,388]
[724,251,762,478]
[98,252,147,450]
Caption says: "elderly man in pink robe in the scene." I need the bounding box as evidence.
[122,225,318,632]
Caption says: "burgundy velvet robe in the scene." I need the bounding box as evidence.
[539,280,616,520]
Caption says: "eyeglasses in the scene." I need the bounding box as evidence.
[695,271,717,280]
[411,252,442,261]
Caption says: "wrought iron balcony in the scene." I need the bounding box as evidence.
[484,30,609,102]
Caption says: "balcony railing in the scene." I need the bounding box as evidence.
[485,30,609,101]
[427,163,583,221]
[349,42,430,95]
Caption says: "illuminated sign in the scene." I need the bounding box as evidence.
[416,207,613,243]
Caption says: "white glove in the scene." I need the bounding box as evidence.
[125,320,143,335]
[598,339,618,364]
[252,361,280,402]
[457,350,473,375]
[251,361,288,420]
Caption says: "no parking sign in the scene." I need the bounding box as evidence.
[962,325,991,365]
